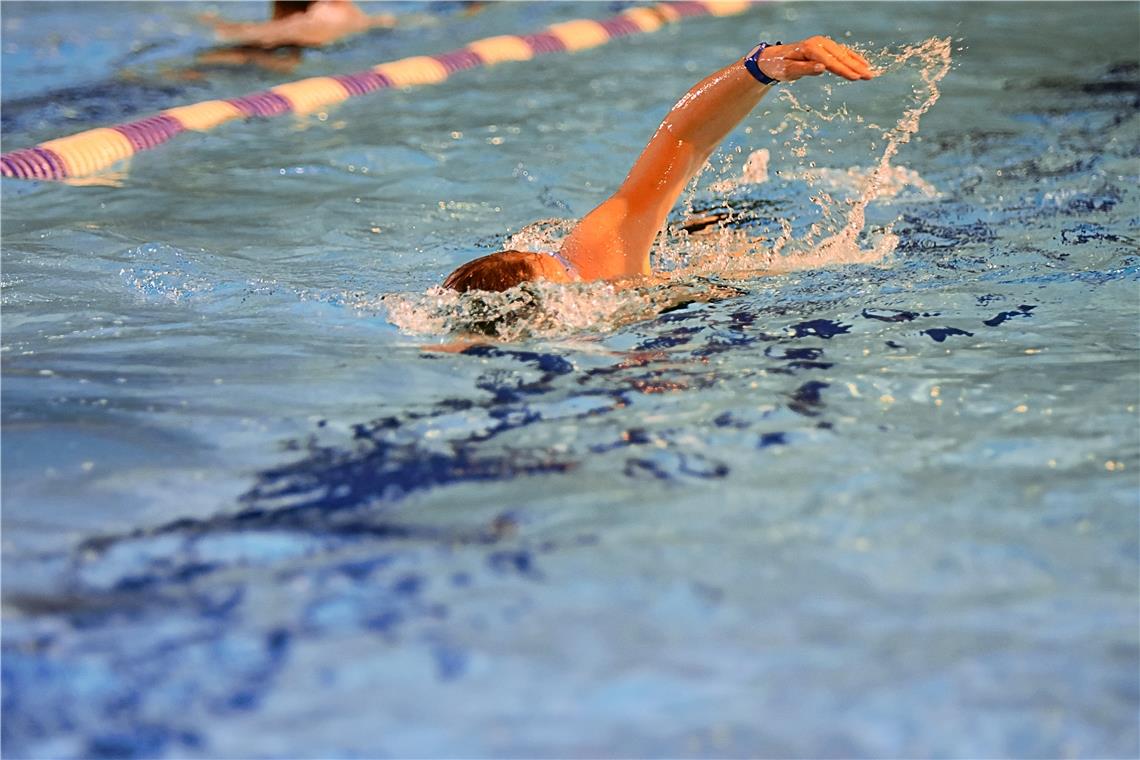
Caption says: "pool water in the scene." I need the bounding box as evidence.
[2,2,1138,757]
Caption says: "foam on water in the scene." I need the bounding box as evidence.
[382,277,748,342]
[384,38,953,341]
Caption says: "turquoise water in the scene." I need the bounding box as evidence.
[3,2,1138,757]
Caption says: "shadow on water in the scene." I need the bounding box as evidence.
[0,302,850,757]
[6,275,1059,598]
[1,272,1066,757]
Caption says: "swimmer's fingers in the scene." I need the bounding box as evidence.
[802,37,872,80]
[828,38,875,79]
[846,46,873,71]
[766,36,874,81]
[821,37,872,72]
[816,50,864,81]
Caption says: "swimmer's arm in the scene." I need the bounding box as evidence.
[560,37,872,281]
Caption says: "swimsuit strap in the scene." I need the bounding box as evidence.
[545,251,581,281]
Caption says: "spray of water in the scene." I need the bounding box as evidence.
[794,37,952,268]
[385,38,953,340]
[669,37,952,276]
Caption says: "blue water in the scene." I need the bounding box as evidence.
[2,2,1138,757]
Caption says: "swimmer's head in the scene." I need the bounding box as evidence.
[443,250,575,293]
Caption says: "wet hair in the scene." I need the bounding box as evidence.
[272,1,315,20]
[443,250,546,293]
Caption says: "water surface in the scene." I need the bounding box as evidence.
[2,2,1138,757]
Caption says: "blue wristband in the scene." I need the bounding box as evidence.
[744,41,782,85]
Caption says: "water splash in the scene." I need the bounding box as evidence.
[501,217,577,253]
[383,277,745,342]
[386,38,953,340]
[120,243,215,303]
[674,37,953,276]
[803,38,952,267]
[725,159,938,201]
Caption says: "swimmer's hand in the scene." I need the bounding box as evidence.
[758,36,874,82]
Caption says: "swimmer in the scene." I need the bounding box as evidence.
[203,0,395,50]
[195,0,395,72]
[444,36,874,293]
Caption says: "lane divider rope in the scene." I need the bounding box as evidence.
[1,1,751,181]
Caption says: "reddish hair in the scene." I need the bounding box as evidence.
[443,250,547,293]
[272,1,315,20]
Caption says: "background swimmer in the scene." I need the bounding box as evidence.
[203,1,396,49]
[444,35,874,294]
[197,0,397,71]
